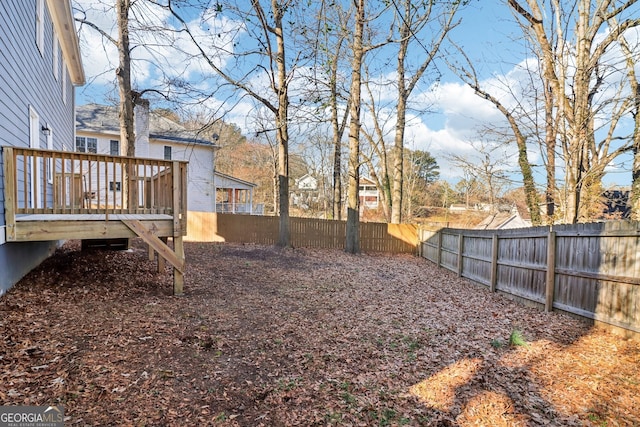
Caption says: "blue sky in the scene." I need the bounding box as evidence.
[73,1,638,189]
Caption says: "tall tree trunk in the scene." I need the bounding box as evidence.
[618,29,640,220]
[116,0,134,156]
[345,0,365,254]
[116,0,134,209]
[271,0,290,246]
[543,78,556,222]
[391,34,408,224]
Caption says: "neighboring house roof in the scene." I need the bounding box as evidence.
[296,174,318,190]
[50,0,84,85]
[360,176,377,186]
[76,104,215,147]
[214,172,257,189]
[475,211,531,230]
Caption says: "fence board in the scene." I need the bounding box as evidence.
[185,212,418,254]
[420,221,640,335]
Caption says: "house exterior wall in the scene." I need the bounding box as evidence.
[149,141,215,212]
[0,0,79,295]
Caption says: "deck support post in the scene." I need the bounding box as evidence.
[173,236,184,296]
[158,237,167,272]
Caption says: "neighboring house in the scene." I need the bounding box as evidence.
[291,173,319,210]
[449,204,468,213]
[214,172,262,215]
[296,174,318,191]
[475,207,531,230]
[359,176,380,209]
[0,0,85,294]
[76,103,218,212]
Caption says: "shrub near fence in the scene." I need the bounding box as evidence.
[420,221,640,335]
[186,211,418,254]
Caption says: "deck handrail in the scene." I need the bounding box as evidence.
[2,146,187,225]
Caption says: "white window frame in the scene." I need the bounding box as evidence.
[52,35,59,80]
[75,136,97,153]
[36,0,44,55]
[164,146,172,160]
[110,140,120,156]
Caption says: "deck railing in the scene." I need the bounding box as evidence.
[2,146,187,221]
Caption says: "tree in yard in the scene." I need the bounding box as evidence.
[302,2,353,220]
[616,21,640,220]
[345,0,367,254]
[453,52,542,224]
[389,0,463,224]
[114,0,135,157]
[448,142,511,212]
[403,149,439,218]
[508,0,640,223]
[160,1,304,247]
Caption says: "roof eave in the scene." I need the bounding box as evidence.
[47,0,85,85]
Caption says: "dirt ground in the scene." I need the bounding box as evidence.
[1,240,638,426]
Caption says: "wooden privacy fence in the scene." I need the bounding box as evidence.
[186,211,418,254]
[420,221,640,334]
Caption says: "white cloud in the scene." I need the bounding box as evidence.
[74,0,242,102]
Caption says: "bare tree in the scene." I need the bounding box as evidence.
[449,142,511,211]
[345,0,367,254]
[307,3,353,220]
[160,0,303,246]
[615,20,640,219]
[454,52,542,224]
[508,0,640,223]
[389,0,462,224]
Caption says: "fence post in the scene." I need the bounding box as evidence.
[490,234,498,292]
[545,229,556,312]
[436,231,442,267]
[457,232,464,277]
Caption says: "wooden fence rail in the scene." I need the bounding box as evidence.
[185,211,418,254]
[420,221,640,334]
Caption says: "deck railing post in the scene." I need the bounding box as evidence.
[3,147,17,240]
[171,161,185,296]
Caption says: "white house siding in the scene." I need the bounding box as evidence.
[148,141,215,212]
[0,0,82,294]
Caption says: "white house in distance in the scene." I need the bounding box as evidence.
[291,173,318,209]
[359,176,380,209]
[0,0,85,294]
[76,103,260,214]
[214,171,262,215]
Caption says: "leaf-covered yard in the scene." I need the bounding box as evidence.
[1,240,638,426]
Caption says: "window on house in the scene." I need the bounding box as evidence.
[164,146,172,160]
[52,35,59,80]
[76,137,97,153]
[109,181,122,192]
[36,0,44,55]
[110,140,119,156]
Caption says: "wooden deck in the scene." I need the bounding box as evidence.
[2,146,188,294]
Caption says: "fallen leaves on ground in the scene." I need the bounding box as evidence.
[0,240,638,426]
